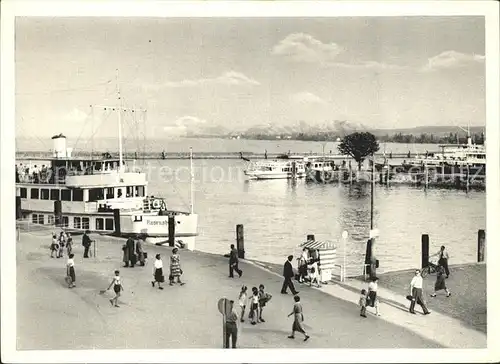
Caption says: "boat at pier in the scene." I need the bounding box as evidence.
[15,80,198,250]
[244,158,306,179]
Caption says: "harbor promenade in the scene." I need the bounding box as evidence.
[16,231,446,350]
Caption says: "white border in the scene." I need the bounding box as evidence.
[2,1,499,363]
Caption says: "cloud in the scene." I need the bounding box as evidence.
[157,71,260,88]
[62,108,89,123]
[292,92,326,105]
[422,51,485,72]
[272,33,406,70]
[272,33,343,64]
[163,115,207,136]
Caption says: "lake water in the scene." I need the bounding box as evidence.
[17,138,486,275]
[135,139,485,276]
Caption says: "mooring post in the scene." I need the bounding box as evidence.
[424,164,428,190]
[421,234,429,269]
[364,238,373,280]
[16,196,22,220]
[236,224,245,259]
[466,164,470,193]
[291,161,297,180]
[477,229,485,262]
[168,215,175,247]
[54,200,62,227]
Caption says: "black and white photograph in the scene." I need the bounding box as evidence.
[1,0,499,363]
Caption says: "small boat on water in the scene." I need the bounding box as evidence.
[244,159,306,179]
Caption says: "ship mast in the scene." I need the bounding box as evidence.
[91,69,145,172]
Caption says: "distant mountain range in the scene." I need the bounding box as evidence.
[187,120,485,138]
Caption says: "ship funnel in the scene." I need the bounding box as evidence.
[51,133,67,158]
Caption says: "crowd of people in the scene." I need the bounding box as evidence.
[16,163,54,184]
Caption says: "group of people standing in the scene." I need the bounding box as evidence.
[122,236,146,267]
[51,231,73,258]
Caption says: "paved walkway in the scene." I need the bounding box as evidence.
[16,231,443,350]
[249,260,487,348]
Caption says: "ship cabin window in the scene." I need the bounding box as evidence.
[48,215,54,225]
[32,214,38,224]
[105,218,114,231]
[106,187,115,199]
[50,189,60,201]
[61,189,71,201]
[30,188,39,199]
[62,216,69,228]
[135,186,145,197]
[38,214,45,224]
[73,189,84,202]
[40,189,50,200]
[96,218,104,230]
[20,188,27,198]
[126,186,133,197]
[117,189,123,198]
[134,215,143,222]
[88,188,104,202]
[82,217,90,229]
[74,217,81,229]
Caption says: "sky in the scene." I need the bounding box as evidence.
[15,16,486,140]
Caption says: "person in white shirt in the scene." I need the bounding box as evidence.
[66,254,76,288]
[367,277,380,316]
[409,269,430,315]
[151,254,164,290]
[309,261,321,288]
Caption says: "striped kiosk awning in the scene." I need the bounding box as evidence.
[300,240,337,270]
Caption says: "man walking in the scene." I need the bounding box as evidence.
[409,269,431,315]
[281,255,299,295]
[224,300,239,349]
[82,231,93,258]
[228,244,242,278]
[125,237,136,268]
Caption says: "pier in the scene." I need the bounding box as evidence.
[15,227,485,350]
[15,151,426,161]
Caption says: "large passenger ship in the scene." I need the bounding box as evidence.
[15,84,198,250]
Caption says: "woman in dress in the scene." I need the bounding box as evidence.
[151,254,164,290]
[169,248,185,286]
[287,295,310,341]
[430,265,451,297]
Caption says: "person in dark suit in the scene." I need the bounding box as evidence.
[82,231,93,258]
[125,237,136,268]
[281,255,299,295]
[228,244,242,278]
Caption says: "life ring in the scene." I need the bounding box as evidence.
[152,199,162,209]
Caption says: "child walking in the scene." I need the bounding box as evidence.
[359,289,367,318]
[238,285,248,323]
[66,253,76,288]
[107,270,123,308]
[248,287,259,325]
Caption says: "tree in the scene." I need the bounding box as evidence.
[337,132,380,170]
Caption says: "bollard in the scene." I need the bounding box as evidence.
[168,215,175,247]
[54,200,62,227]
[16,196,22,220]
[291,161,297,180]
[113,209,121,235]
[236,224,245,259]
[421,234,429,269]
[477,229,485,262]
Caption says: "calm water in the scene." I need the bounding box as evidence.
[18,138,485,275]
[139,147,485,276]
